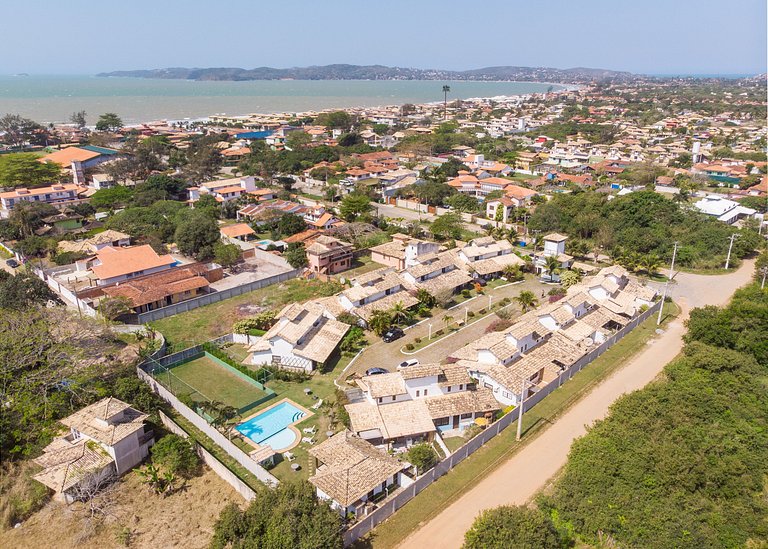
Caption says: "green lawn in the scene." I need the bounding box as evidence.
[363,300,681,548]
[164,355,270,410]
[150,278,342,352]
[338,256,385,280]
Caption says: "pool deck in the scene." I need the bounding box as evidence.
[237,397,314,454]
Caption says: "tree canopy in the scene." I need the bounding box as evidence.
[543,282,768,548]
[210,481,342,549]
[174,209,220,260]
[464,506,569,549]
[95,112,123,132]
[0,153,62,188]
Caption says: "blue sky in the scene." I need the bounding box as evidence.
[1,0,765,75]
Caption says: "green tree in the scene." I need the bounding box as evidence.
[407,443,438,474]
[0,114,45,148]
[213,242,241,267]
[390,301,412,325]
[150,434,200,477]
[430,212,464,240]
[0,153,62,188]
[276,212,307,237]
[283,242,308,268]
[211,482,342,549]
[442,85,451,119]
[513,290,539,313]
[95,112,123,132]
[90,186,135,210]
[339,192,372,221]
[368,309,394,336]
[174,210,220,260]
[8,202,58,237]
[446,193,481,213]
[314,110,354,130]
[464,506,568,549]
[70,110,87,129]
[98,296,133,320]
[544,255,561,280]
[558,270,581,288]
[0,272,58,309]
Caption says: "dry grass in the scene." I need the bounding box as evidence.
[0,468,241,549]
[0,462,50,529]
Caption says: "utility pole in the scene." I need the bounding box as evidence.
[516,377,528,441]
[657,241,678,326]
[724,233,738,270]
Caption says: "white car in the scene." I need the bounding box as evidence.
[397,359,420,370]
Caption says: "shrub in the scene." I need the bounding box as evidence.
[500,297,512,306]
[461,289,471,298]
[478,308,487,315]
[495,308,513,320]
[486,318,512,333]
[336,312,360,326]
[464,506,567,549]
[434,329,444,336]
[232,311,276,334]
[150,434,200,477]
[407,443,439,475]
[467,310,476,318]
[414,337,422,344]
[405,343,415,351]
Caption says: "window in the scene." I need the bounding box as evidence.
[391,396,396,402]
[423,389,428,396]
[416,390,420,397]
[447,386,451,392]
[459,384,463,390]
[460,413,473,420]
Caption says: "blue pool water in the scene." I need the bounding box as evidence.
[236,401,305,450]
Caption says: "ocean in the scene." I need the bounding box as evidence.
[0,75,562,125]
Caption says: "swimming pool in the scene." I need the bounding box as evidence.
[236,401,306,451]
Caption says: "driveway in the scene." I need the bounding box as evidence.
[340,277,549,382]
[210,248,293,291]
[397,259,756,549]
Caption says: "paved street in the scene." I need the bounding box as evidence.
[397,259,756,549]
[339,276,549,381]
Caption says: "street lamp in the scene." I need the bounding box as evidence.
[657,242,678,326]
[428,323,433,340]
[724,233,738,270]
[760,266,768,290]
[464,307,469,325]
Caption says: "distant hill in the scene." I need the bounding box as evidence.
[96,64,634,83]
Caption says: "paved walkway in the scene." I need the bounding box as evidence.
[342,277,548,379]
[397,260,756,549]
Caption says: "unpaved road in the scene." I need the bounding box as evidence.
[398,260,756,549]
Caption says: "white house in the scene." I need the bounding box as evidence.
[187,176,258,203]
[248,302,349,372]
[693,194,757,225]
[309,431,413,518]
[534,233,573,281]
[33,398,154,503]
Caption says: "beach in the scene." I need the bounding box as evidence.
[0,75,565,124]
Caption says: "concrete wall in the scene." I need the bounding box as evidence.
[136,269,300,323]
[342,300,662,546]
[159,410,257,501]
[136,360,278,487]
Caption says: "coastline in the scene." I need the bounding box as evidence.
[0,75,576,125]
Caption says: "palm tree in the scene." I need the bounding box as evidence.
[442,85,451,120]
[442,314,454,329]
[640,254,661,277]
[514,290,539,313]
[502,264,522,281]
[390,301,412,325]
[369,310,393,336]
[544,255,561,281]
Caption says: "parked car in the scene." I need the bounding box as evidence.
[471,277,487,287]
[365,367,388,376]
[5,258,19,268]
[397,359,420,370]
[382,327,404,343]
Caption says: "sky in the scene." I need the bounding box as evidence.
[1,0,765,75]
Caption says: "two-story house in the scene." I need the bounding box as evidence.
[306,235,354,275]
[33,397,154,503]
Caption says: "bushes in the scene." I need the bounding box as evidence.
[232,311,276,334]
[340,326,367,353]
[461,289,472,299]
[405,343,415,351]
[150,434,200,477]
[486,318,512,333]
[407,443,439,475]
[464,505,569,549]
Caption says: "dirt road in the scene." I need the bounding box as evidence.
[398,260,755,549]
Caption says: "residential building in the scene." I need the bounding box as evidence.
[306,235,354,275]
[33,398,153,503]
[187,176,258,203]
[693,195,758,225]
[0,183,83,218]
[369,233,441,270]
[86,245,176,286]
[247,301,349,372]
[57,230,131,256]
[534,233,573,281]
[309,431,413,518]
[220,223,256,241]
[98,263,214,314]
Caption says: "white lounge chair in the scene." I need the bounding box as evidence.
[303,426,317,435]
[311,399,323,410]
[301,436,316,445]
[283,451,295,462]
